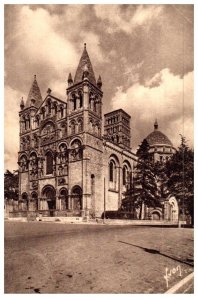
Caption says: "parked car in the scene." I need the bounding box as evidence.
[101,210,135,219]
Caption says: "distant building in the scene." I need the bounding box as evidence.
[136,122,177,221]
[145,120,176,162]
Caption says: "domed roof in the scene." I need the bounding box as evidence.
[145,120,173,146]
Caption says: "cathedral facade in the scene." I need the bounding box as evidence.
[18,44,137,218]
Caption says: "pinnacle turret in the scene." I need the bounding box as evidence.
[67,73,73,87]
[25,75,42,108]
[20,97,24,110]
[97,75,102,89]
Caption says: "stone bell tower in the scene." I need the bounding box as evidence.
[18,75,43,208]
[66,43,104,217]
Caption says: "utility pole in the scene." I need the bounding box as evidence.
[103,177,106,224]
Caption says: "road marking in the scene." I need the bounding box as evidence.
[164,272,194,294]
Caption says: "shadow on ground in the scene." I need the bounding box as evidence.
[118,241,194,267]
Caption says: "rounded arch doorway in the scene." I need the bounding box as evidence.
[71,186,82,210]
[150,209,162,220]
[22,192,28,211]
[42,185,56,210]
[59,188,69,210]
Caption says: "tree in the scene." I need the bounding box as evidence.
[133,139,160,218]
[154,160,169,200]
[4,170,19,201]
[166,136,194,224]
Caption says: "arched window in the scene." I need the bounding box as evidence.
[92,100,96,112]
[35,115,40,127]
[60,106,64,118]
[46,152,53,174]
[79,93,83,108]
[59,143,68,163]
[70,121,76,135]
[47,99,51,114]
[33,134,38,147]
[109,155,120,191]
[26,136,30,150]
[60,189,68,210]
[89,93,94,110]
[26,115,30,130]
[72,94,76,110]
[70,139,83,160]
[71,186,82,210]
[41,107,45,119]
[123,166,127,185]
[53,102,58,115]
[78,119,83,132]
[122,161,132,189]
[21,116,25,131]
[109,161,114,182]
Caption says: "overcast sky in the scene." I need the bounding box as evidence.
[4,4,194,171]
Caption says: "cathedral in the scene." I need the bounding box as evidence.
[17,44,177,220]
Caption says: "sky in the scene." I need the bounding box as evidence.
[4,4,194,171]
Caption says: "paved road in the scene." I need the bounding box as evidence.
[5,221,194,294]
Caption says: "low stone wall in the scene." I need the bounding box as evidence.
[8,209,82,218]
[9,211,28,218]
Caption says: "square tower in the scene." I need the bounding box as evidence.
[104,109,131,149]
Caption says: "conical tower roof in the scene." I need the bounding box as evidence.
[25,75,42,108]
[74,43,96,86]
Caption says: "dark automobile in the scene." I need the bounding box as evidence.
[101,210,135,219]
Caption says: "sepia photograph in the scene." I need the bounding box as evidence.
[4,2,194,294]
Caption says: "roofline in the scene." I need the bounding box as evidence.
[66,79,103,95]
[35,94,66,112]
[103,140,137,161]
[148,143,174,147]
[104,108,131,118]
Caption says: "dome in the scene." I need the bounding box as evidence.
[145,120,173,146]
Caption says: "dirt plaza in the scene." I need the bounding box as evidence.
[4,221,193,293]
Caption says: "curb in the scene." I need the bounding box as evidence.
[164,272,194,294]
[5,218,180,226]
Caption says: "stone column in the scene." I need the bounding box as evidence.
[141,202,145,220]
[39,198,43,210]
[56,196,60,210]
[69,195,73,210]
[90,98,94,111]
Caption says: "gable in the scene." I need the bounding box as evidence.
[34,94,67,117]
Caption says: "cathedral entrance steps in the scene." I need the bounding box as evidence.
[38,216,83,223]
[5,217,186,227]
